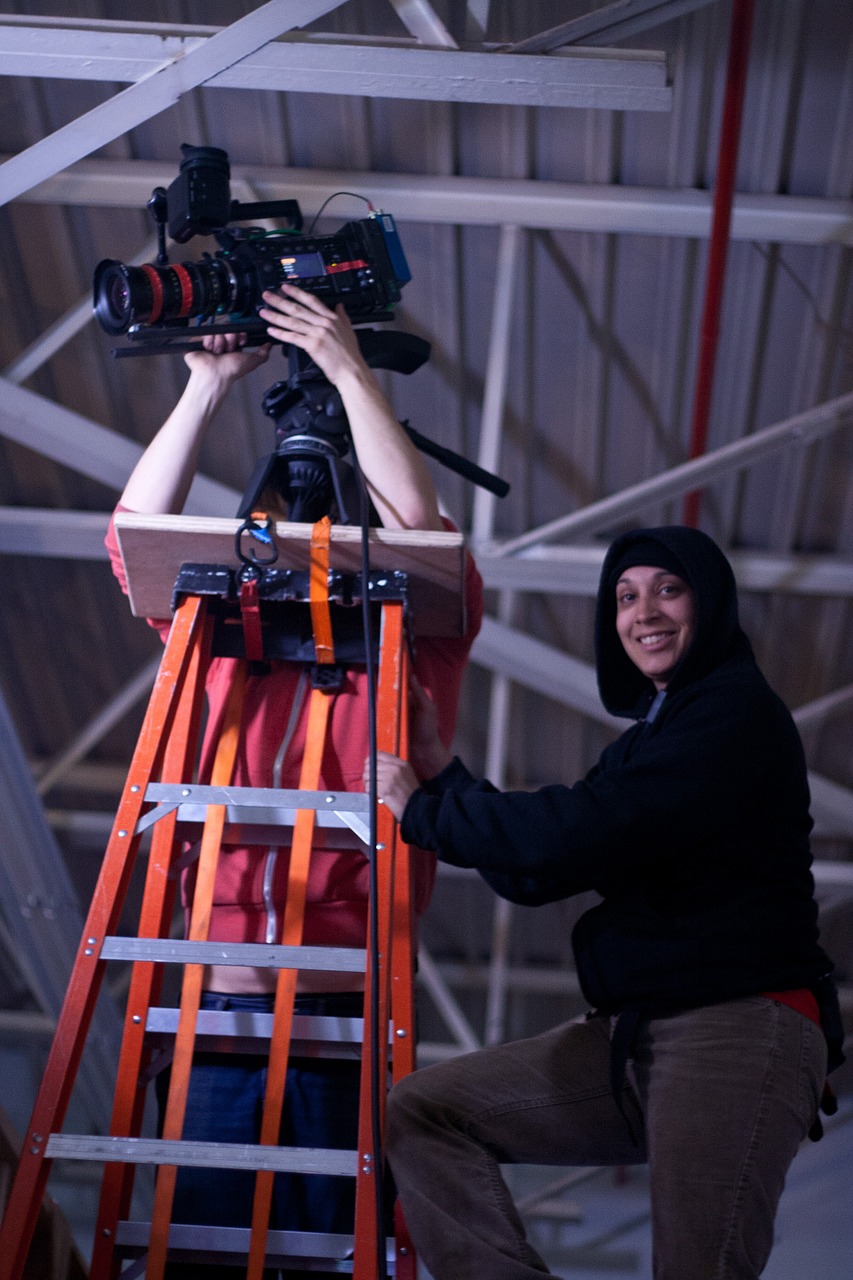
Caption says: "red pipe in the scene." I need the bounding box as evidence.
[682,0,756,527]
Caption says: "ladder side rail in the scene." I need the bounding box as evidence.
[90,610,213,1279]
[390,649,416,1085]
[389,644,419,1280]
[0,593,207,1280]
[353,600,408,1280]
[145,659,248,1280]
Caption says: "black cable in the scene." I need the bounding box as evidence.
[350,439,390,1280]
[307,191,373,235]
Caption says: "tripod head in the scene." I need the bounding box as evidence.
[236,331,509,524]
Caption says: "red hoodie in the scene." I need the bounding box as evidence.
[106,506,483,948]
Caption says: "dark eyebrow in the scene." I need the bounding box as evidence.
[615,570,686,590]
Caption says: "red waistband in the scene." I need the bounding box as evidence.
[762,988,820,1025]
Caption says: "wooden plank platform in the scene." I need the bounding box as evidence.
[114,512,468,637]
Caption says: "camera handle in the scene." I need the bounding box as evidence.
[400,421,510,499]
[145,184,302,268]
[147,188,170,266]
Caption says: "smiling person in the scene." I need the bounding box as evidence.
[370,525,842,1280]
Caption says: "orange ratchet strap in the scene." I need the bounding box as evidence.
[309,514,336,666]
[246,515,338,1278]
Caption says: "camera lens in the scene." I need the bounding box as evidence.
[92,262,137,334]
[92,258,234,335]
[107,275,130,315]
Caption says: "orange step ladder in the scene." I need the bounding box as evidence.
[0,516,420,1280]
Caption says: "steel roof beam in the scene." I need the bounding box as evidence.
[3,508,853,599]
[0,509,111,559]
[0,1,347,206]
[0,687,123,1129]
[35,658,161,799]
[471,617,853,836]
[475,545,853,598]
[792,684,853,732]
[0,379,239,514]
[388,0,458,48]
[494,390,853,554]
[471,616,623,727]
[472,220,523,1047]
[0,25,670,118]
[464,1,489,42]
[13,160,851,245]
[472,223,521,543]
[508,0,719,52]
[3,236,160,385]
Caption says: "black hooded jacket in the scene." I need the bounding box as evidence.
[402,526,832,1014]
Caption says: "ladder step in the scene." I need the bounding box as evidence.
[139,782,372,845]
[145,1007,368,1058]
[45,1134,358,1176]
[99,936,366,971]
[114,1221,399,1270]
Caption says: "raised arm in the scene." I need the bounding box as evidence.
[119,336,271,515]
[258,285,443,532]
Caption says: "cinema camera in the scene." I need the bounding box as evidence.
[92,144,412,348]
[93,144,510,505]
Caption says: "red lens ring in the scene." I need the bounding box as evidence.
[171,264,194,317]
[141,264,164,324]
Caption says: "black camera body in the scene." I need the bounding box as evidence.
[93,144,412,341]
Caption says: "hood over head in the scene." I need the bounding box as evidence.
[595,526,753,719]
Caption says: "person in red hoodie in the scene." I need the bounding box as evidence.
[106,283,483,1277]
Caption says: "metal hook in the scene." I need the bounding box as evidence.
[235,511,279,574]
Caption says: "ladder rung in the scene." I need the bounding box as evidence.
[144,1007,369,1059]
[99,937,367,971]
[114,1221,398,1269]
[116,1221,355,1257]
[139,782,371,844]
[45,1134,358,1176]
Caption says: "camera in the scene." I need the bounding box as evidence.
[92,144,412,341]
[91,144,510,505]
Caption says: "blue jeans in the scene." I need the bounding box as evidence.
[386,997,827,1280]
[157,991,362,1277]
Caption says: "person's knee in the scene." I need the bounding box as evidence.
[387,1070,424,1147]
[387,1064,451,1159]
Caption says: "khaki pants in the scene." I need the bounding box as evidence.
[387,998,827,1280]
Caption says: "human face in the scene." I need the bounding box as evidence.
[614,565,696,690]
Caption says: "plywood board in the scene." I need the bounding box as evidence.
[114,512,468,637]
